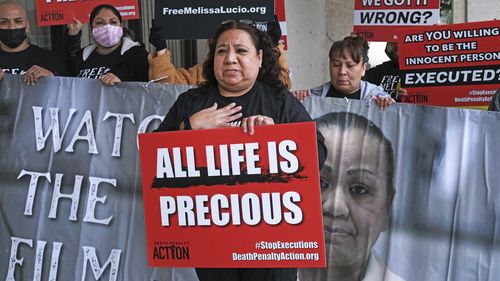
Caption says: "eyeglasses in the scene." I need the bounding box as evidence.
[221,19,268,32]
[221,19,255,25]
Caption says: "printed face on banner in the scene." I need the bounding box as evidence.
[320,127,390,265]
[299,112,395,281]
[2,75,500,280]
[139,122,326,268]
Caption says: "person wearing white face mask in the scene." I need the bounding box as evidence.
[65,4,149,86]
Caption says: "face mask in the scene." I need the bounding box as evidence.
[0,27,27,49]
[92,24,123,47]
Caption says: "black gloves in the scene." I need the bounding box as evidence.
[149,19,167,51]
[267,15,282,46]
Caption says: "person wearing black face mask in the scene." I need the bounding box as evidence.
[364,42,407,102]
[0,0,67,85]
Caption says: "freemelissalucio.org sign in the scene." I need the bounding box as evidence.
[154,0,274,39]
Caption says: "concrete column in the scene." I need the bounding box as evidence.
[285,0,357,90]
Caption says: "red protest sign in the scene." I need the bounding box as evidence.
[138,122,326,268]
[353,0,440,42]
[35,0,139,27]
[397,20,500,108]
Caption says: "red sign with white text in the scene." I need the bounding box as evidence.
[35,0,139,27]
[353,0,440,42]
[397,20,500,108]
[139,123,326,267]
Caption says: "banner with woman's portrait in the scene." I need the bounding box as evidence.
[0,75,498,280]
[302,96,500,281]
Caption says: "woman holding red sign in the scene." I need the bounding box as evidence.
[156,20,326,281]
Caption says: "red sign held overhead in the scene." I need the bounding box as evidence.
[139,122,326,268]
[35,0,140,27]
[353,0,440,42]
[397,20,500,108]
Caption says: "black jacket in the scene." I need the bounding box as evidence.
[0,44,67,76]
[365,60,401,101]
[157,81,327,168]
[65,34,148,82]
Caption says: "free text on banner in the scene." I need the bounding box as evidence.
[153,0,274,39]
[139,123,326,268]
[397,20,500,108]
[35,0,139,26]
[353,0,440,42]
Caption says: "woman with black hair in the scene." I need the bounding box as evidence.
[65,4,149,85]
[148,15,291,88]
[293,36,394,110]
[156,20,326,281]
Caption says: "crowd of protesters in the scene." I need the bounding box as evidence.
[1,1,497,110]
[1,2,498,281]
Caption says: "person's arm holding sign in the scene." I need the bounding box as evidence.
[64,18,83,77]
[0,1,64,85]
[292,35,395,109]
[23,65,55,85]
[66,15,121,86]
[148,20,204,85]
[153,22,327,280]
[64,4,149,85]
